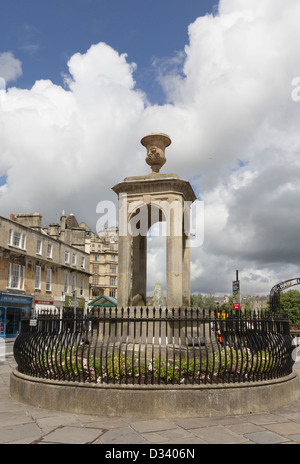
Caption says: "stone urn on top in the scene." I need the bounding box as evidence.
[141,133,171,174]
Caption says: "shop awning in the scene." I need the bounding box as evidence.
[88,295,117,307]
[35,304,59,314]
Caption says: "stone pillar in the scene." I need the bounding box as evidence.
[132,235,147,305]
[166,234,183,308]
[182,234,191,307]
[117,234,132,307]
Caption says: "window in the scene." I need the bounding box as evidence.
[7,263,25,290]
[65,250,70,263]
[21,234,26,250]
[72,253,77,266]
[13,231,21,248]
[47,243,53,259]
[46,268,52,291]
[111,255,115,262]
[81,257,85,269]
[110,277,116,286]
[35,265,41,290]
[80,278,84,296]
[36,239,42,255]
[109,288,116,298]
[110,265,116,274]
[92,264,99,274]
[9,229,26,250]
[92,276,99,285]
[71,274,76,292]
[64,273,69,293]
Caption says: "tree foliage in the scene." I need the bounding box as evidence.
[279,290,300,324]
[190,293,216,310]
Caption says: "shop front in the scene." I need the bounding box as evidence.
[34,299,60,317]
[0,293,33,338]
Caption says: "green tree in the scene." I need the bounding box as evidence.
[279,290,300,323]
[220,296,233,312]
[190,293,216,310]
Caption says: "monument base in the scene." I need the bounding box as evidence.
[10,369,300,419]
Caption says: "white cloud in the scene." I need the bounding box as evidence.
[0,52,22,85]
[1,0,300,298]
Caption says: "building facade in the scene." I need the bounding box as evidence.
[83,226,118,300]
[0,212,90,338]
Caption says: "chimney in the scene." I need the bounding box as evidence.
[49,223,60,240]
[16,213,42,231]
[60,209,66,231]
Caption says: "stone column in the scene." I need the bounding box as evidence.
[182,234,191,307]
[132,235,147,305]
[166,233,183,308]
[117,234,132,307]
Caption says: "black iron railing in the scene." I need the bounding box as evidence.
[14,308,294,385]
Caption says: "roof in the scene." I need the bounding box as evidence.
[88,295,117,307]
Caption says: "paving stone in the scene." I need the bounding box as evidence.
[0,411,33,427]
[99,426,148,444]
[41,426,103,444]
[156,436,208,444]
[245,413,287,425]
[174,417,219,429]
[141,426,195,443]
[81,417,127,429]
[245,431,290,444]
[129,419,177,433]
[36,414,83,433]
[0,423,42,444]
[191,425,250,444]
[287,434,300,443]
[264,421,300,436]
[225,422,265,435]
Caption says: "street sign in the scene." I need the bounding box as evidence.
[233,270,241,310]
[65,295,85,309]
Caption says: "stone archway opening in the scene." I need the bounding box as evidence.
[147,221,167,303]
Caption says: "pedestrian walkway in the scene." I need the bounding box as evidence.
[1,358,300,444]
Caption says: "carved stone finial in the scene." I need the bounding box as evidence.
[141,133,171,173]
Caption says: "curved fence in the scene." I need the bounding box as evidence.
[14,308,295,385]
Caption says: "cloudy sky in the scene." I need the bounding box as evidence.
[1,0,300,298]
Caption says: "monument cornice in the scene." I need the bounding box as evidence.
[112,174,197,203]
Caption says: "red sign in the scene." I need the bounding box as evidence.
[233,303,241,311]
[34,300,54,305]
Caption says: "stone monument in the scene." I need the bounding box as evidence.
[112,133,196,308]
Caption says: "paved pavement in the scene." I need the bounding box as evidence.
[1,357,300,445]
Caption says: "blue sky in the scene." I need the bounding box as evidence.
[0,0,216,104]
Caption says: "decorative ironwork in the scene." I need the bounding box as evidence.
[14,308,294,386]
[270,278,300,311]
